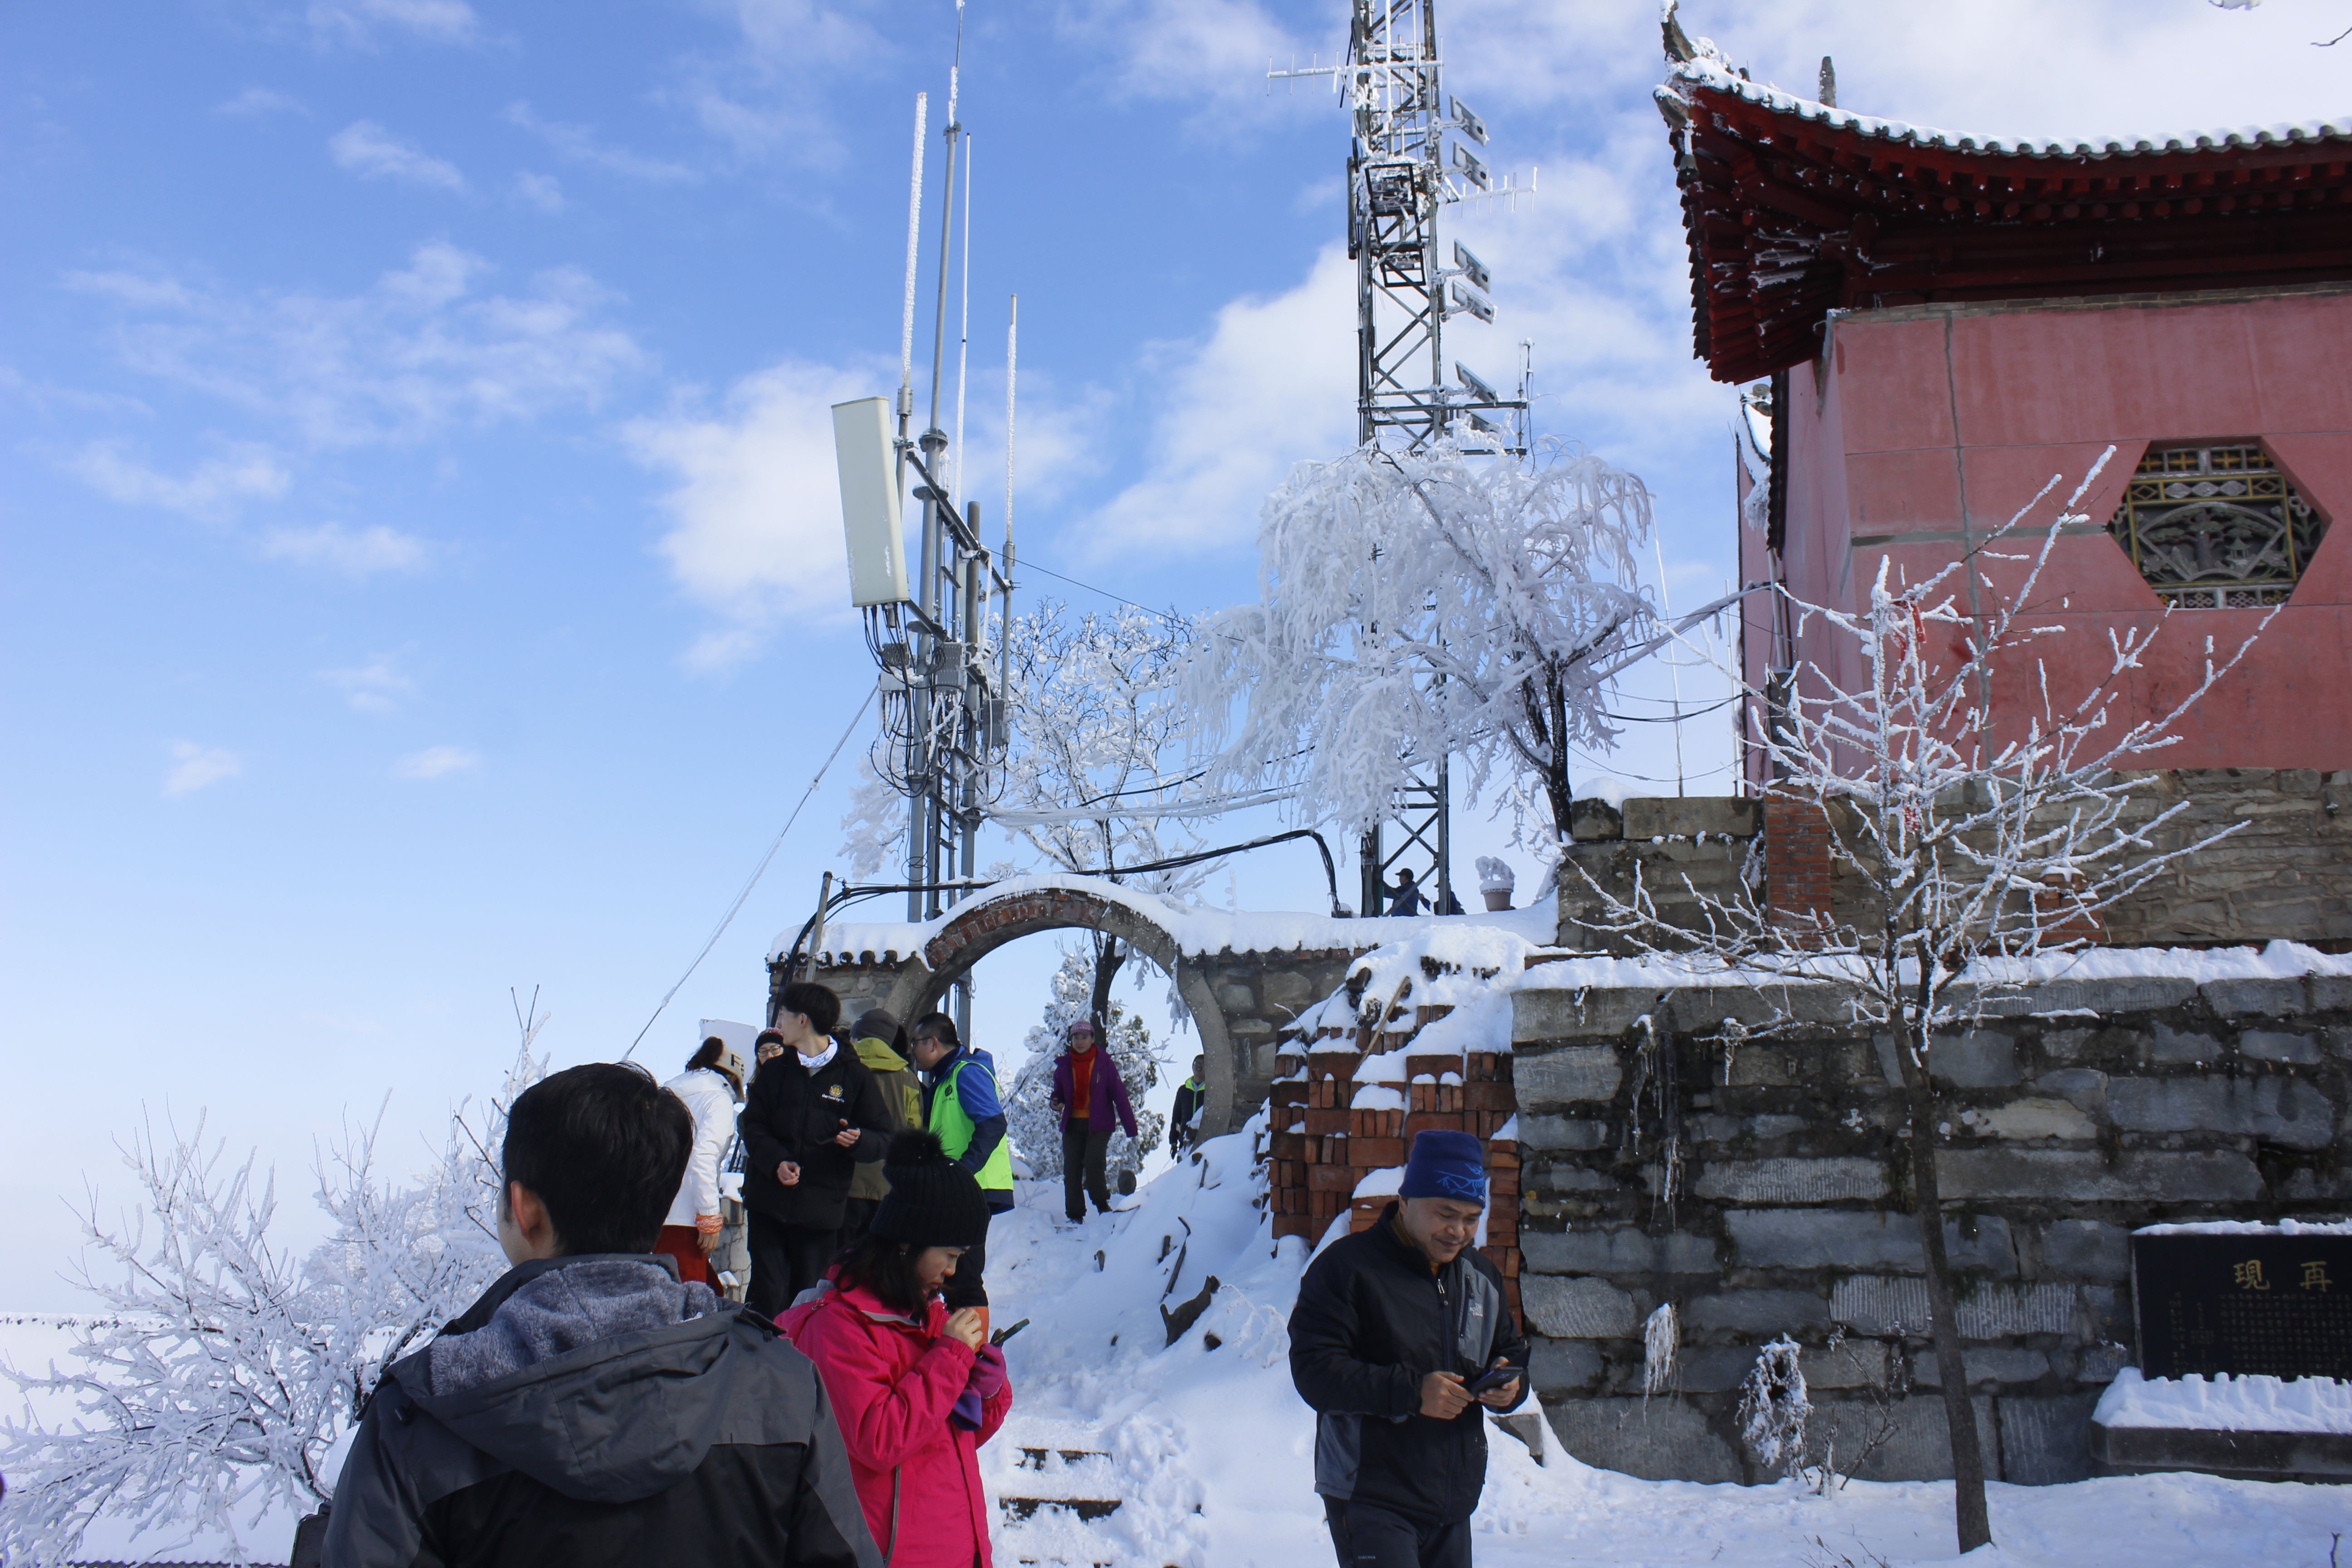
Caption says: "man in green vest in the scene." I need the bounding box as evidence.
[907,1012,1016,1322]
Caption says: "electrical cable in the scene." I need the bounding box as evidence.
[620,687,877,1061]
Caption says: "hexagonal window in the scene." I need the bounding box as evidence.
[2107,441,2328,608]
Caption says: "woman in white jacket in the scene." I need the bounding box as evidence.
[656,1036,742,1286]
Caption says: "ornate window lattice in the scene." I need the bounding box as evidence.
[2107,442,2327,608]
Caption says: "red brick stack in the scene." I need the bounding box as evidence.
[1266,1004,1522,1313]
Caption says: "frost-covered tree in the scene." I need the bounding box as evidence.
[0,1020,546,1567]
[838,753,910,881]
[1579,456,2264,1553]
[1179,436,1655,854]
[995,599,1209,1020]
[1004,947,1166,1184]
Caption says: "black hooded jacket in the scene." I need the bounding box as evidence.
[739,1044,894,1231]
[323,1254,881,1568]
[1287,1204,1529,1524]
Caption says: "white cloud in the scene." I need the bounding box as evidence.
[216,87,307,118]
[394,745,477,779]
[260,522,428,576]
[66,442,290,519]
[1080,246,1356,558]
[661,0,890,163]
[307,0,480,47]
[163,742,242,798]
[513,171,566,214]
[625,358,886,667]
[320,653,416,713]
[505,103,700,184]
[329,121,467,191]
[1058,0,1333,129]
[67,242,647,447]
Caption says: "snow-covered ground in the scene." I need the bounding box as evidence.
[10,1136,2350,1566]
[976,1132,2352,1568]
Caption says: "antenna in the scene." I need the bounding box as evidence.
[899,93,927,436]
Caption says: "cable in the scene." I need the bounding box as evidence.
[621,687,877,1061]
[1018,559,1190,626]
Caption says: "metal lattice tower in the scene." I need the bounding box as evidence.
[1275,0,1531,916]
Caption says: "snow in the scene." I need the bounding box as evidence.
[775,872,1563,963]
[1352,1166,1403,1197]
[2137,1218,2352,1237]
[1664,55,2352,161]
[2094,1367,2352,1435]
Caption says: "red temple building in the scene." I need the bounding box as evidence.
[1656,57,2352,792]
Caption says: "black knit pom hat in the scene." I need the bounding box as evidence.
[870,1129,992,1248]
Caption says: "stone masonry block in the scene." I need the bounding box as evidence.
[2201,977,2308,1017]
[1682,1288,1829,1336]
[1523,1225,1718,1276]
[1692,1157,1889,1204]
[1513,988,1655,1043]
[1974,1098,2097,1141]
[1830,1277,2084,1338]
[2239,1029,2324,1064]
[1529,1337,1603,1394]
[1513,1046,1624,1107]
[1938,1148,2264,1202]
[1259,970,1320,1012]
[1568,797,1624,841]
[2313,975,2352,1012]
[1517,1115,1607,1151]
[1959,977,2197,1016]
[1521,1275,1640,1338]
[1725,1210,2016,1274]
[1215,981,1256,1012]
[1998,1393,2099,1486]
[2151,1022,2225,1063]
[2034,1069,2108,1115]
[1934,1031,2019,1087]
[2040,1219,2131,1281]
[1914,1348,2051,1387]
[1672,1345,1764,1393]
[1800,1395,1999,1484]
[1545,1396,1742,1484]
[1620,796,1761,840]
[2106,1075,2335,1151]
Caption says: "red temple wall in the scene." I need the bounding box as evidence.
[1754,286,2352,773]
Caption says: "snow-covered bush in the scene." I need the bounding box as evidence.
[1005,947,1166,1184]
[1737,1335,1810,1476]
[0,1040,544,1566]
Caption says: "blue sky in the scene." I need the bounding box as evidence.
[5,0,2346,1307]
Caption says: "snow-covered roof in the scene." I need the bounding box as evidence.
[1664,58,2352,162]
[770,872,1561,965]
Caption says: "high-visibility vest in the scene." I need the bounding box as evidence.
[929,1056,1015,1193]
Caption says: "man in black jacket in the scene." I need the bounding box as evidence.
[738,981,895,1317]
[323,1061,881,1568]
[1288,1129,1529,1568]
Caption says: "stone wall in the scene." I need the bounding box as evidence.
[1509,970,2352,1484]
[1563,771,2352,953]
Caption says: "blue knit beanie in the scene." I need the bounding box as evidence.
[1397,1129,1487,1203]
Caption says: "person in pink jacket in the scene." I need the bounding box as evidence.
[780,1130,1011,1567]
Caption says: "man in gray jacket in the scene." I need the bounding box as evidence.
[321,1062,880,1568]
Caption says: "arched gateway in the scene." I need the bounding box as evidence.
[767,877,1365,1139]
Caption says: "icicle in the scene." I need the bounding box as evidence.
[1642,1302,1679,1397]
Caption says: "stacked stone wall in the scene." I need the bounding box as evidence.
[1510,970,2352,1485]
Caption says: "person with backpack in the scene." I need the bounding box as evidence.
[739,982,896,1319]
[1048,1019,1137,1225]
[904,1012,1014,1322]
[656,1036,743,1287]
[1288,1129,1529,1568]
[842,1009,922,1251]
[778,1131,1011,1568]
[322,1062,881,1568]
[1170,1054,1208,1156]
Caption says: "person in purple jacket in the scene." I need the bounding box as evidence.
[1049,1019,1138,1224]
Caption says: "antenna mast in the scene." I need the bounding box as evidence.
[1271,0,1534,916]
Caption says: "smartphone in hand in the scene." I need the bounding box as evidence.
[990,1318,1032,1348]
[1465,1364,1523,1396]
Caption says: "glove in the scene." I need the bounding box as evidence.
[951,1345,1008,1430]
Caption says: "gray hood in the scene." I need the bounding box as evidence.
[388,1256,740,1505]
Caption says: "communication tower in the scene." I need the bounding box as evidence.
[1272,0,1534,916]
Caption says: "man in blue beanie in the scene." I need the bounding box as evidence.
[1287,1127,1529,1568]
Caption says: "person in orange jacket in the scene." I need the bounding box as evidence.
[778,1131,1012,1568]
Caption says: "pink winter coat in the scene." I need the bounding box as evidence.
[779,1279,1011,1568]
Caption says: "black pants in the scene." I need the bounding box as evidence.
[746,1210,838,1320]
[939,1196,1014,1310]
[1324,1499,1471,1568]
[1062,1122,1113,1220]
